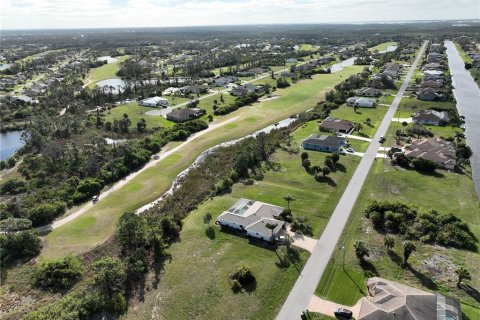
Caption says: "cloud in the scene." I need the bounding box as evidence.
[1,0,479,29]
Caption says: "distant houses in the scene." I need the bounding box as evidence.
[213,76,239,87]
[319,117,354,133]
[404,138,456,170]
[165,108,205,122]
[346,96,376,108]
[412,109,449,126]
[417,43,448,101]
[139,96,168,107]
[302,134,346,152]
[216,198,285,242]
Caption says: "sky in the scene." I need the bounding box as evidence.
[1,0,479,30]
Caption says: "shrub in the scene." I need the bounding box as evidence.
[0,229,42,264]
[228,265,255,292]
[0,177,27,195]
[34,256,83,290]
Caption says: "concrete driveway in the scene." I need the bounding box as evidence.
[308,295,363,319]
[286,226,317,253]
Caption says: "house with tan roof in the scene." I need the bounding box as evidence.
[319,117,354,133]
[412,110,449,126]
[358,277,461,320]
[404,138,456,170]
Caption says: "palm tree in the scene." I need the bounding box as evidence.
[354,122,363,133]
[354,240,369,262]
[384,235,395,252]
[402,241,416,267]
[265,223,278,243]
[402,121,408,133]
[203,212,212,227]
[283,195,295,210]
[455,267,471,288]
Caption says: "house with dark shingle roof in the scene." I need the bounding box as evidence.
[302,134,346,152]
[165,108,205,122]
[319,117,354,133]
[216,199,285,242]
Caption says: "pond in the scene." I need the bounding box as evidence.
[0,130,25,161]
[0,63,13,71]
[96,78,127,93]
[379,45,398,53]
[330,57,357,73]
[97,56,118,64]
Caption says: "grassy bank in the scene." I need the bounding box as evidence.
[86,55,130,88]
[316,159,480,316]
[41,66,364,259]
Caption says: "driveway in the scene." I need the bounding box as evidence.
[275,41,428,320]
[308,295,363,319]
[286,226,317,253]
[392,117,413,123]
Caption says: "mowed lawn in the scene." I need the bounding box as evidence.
[87,55,130,87]
[124,123,362,320]
[124,194,309,320]
[316,159,480,316]
[41,66,364,259]
[329,104,389,137]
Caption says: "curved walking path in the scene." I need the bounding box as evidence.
[46,116,239,230]
[276,40,428,320]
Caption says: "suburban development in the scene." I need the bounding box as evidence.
[0,2,479,320]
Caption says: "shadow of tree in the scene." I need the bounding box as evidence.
[387,250,403,266]
[344,268,367,296]
[205,226,216,240]
[360,260,379,276]
[243,277,257,294]
[335,162,346,173]
[315,175,337,187]
[407,265,438,290]
[461,284,480,303]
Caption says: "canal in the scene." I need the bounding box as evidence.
[445,40,480,200]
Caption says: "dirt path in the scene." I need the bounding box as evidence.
[48,116,239,230]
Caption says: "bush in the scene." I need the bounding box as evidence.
[0,177,27,195]
[0,229,42,264]
[411,158,436,173]
[29,201,66,226]
[228,265,255,292]
[34,256,83,290]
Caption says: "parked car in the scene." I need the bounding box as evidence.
[153,154,160,160]
[334,308,353,319]
[379,136,385,143]
[92,195,99,203]
[346,147,354,153]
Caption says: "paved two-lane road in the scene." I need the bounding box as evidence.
[276,40,428,320]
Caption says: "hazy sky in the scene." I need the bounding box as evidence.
[1,0,479,30]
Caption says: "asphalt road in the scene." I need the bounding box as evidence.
[275,40,428,320]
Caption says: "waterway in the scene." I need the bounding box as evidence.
[0,130,25,161]
[445,40,480,200]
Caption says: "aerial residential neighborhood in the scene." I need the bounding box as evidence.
[0,2,479,320]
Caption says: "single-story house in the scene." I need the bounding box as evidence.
[417,87,446,101]
[346,97,376,108]
[213,76,239,87]
[139,96,169,107]
[420,80,442,88]
[356,87,383,97]
[216,198,285,242]
[319,117,354,133]
[423,62,444,71]
[302,134,346,152]
[162,87,181,96]
[404,138,456,170]
[165,108,205,122]
[230,83,257,97]
[412,110,449,125]
[358,277,461,320]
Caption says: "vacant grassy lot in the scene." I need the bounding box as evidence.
[41,66,364,259]
[123,121,362,319]
[385,120,461,146]
[316,159,480,315]
[298,44,317,51]
[369,41,398,52]
[395,96,457,118]
[455,43,473,64]
[87,55,130,87]
[329,104,389,137]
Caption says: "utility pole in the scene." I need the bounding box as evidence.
[342,241,346,271]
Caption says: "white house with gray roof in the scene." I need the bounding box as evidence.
[216,199,285,242]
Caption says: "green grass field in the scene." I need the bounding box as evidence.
[41,66,365,259]
[316,159,480,312]
[123,120,362,319]
[86,55,130,87]
[455,43,473,64]
[298,44,317,51]
[369,42,398,52]
[329,104,389,137]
